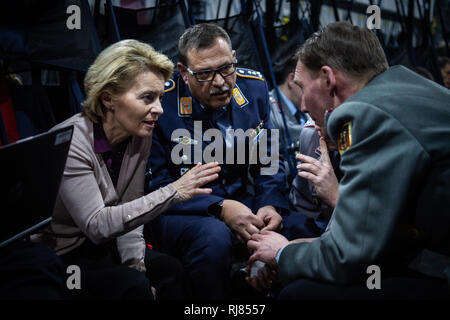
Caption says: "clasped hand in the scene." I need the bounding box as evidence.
[246,231,318,291]
[221,203,282,243]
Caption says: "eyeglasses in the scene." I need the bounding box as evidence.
[185,61,237,82]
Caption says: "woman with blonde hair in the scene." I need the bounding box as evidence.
[33,39,220,299]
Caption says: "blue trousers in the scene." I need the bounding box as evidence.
[145,210,318,299]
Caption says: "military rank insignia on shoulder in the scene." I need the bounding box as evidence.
[164,79,175,93]
[236,68,265,81]
[338,121,352,155]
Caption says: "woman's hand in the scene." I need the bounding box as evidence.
[171,162,221,201]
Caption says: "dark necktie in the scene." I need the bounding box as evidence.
[294,110,302,124]
[214,107,232,148]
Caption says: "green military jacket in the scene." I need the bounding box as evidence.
[279,66,450,285]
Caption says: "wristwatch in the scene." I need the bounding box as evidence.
[209,199,224,218]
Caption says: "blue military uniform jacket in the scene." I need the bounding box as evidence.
[268,88,309,178]
[147,68,288,216]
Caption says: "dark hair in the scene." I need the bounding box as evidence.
[275,55,298,85]
[438,56,450,69]
[296,21,388,80]
[178,23,232,66]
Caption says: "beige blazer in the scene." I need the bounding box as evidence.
[33,114,180,272]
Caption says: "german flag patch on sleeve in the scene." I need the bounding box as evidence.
[338,121,352,155]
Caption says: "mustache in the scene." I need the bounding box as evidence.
[209,85,230,95]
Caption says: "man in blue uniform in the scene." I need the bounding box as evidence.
[269,55,309,179]
[145,23,311,299]
[248,22,450,299]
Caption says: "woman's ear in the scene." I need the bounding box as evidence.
[101,92,114,111]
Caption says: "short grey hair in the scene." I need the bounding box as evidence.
[296,22,388,80]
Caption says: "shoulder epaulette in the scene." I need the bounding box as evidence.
[236,68,265,81]
[164,79,176,93]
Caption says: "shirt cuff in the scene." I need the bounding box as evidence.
[276,245,287,263]
[208,199,225,219]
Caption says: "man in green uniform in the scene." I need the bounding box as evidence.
[247,21,450,299]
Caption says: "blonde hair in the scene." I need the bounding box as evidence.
[82,39,174,123]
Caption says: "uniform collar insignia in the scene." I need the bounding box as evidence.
[164,79,175,93]
[232,83,248,108]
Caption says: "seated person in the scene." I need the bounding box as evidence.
[32,39,220,300]
[146,23,315,300]
[247,22,450,299]
[246,125,340,292]
[269,55,309,179]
